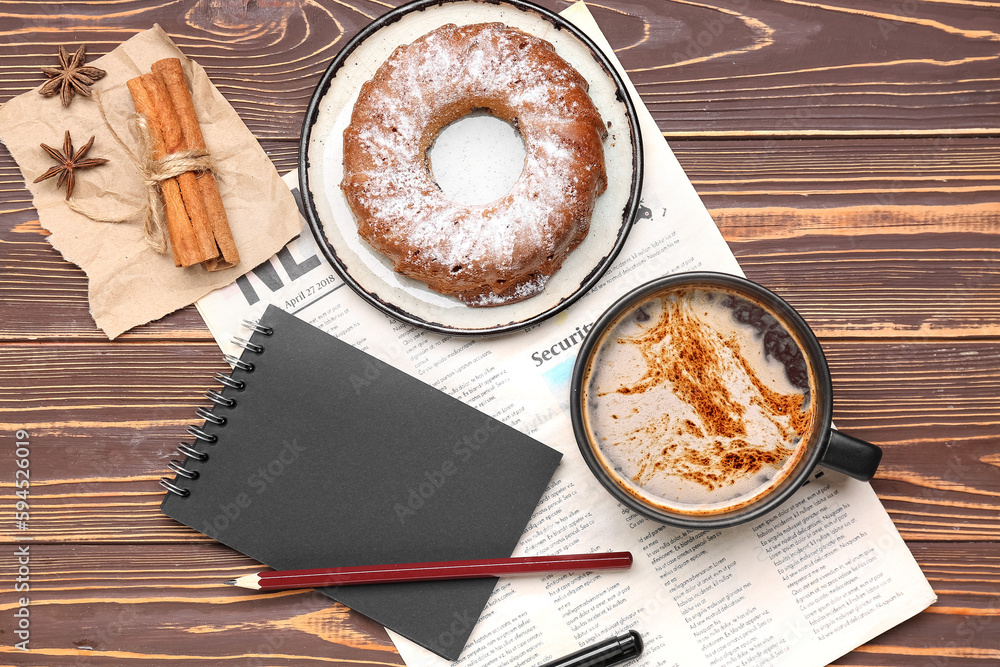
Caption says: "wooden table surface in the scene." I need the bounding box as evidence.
[1,0,997,665]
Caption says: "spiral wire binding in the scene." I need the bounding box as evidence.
[196,407,226,426]
[243,319,274,336]
[177,443,208,461]
[168,461,199,479]
[159,319,270,497]
[206,389,236,407]
[232,336,264,354]
[223,355,254,372]
[215,373,245,390]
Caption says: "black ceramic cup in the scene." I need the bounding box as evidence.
[570,272,882,529]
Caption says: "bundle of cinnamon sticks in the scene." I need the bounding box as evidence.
[127,58,239,270]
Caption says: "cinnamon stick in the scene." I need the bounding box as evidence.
[126,75,216,267]
[152,58,240,271]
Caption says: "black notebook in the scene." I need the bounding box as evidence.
[160,305,562,660]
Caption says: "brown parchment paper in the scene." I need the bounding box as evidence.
[0,25,303,338]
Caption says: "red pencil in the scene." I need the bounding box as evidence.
[225,551,633,591]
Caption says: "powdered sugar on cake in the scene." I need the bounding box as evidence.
[340,23,608,306]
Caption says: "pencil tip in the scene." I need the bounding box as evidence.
[223,579,237,586]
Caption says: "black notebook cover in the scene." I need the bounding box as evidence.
[161,305,562,660]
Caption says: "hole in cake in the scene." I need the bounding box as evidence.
[427,109,526,206]
[451,265,463,273]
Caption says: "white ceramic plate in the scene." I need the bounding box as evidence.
[300,0,642,334]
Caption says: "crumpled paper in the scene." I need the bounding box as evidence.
[0,25,303,338]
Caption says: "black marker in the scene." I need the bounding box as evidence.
[538,630,644,667]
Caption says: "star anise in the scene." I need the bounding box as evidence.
[33,131,110,200]
[39,45,106,107]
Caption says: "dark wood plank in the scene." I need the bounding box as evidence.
[679,138,1000,210]
[0,0,996,138]
[0,544,404,666]
[828,342,1000,544]
[1,339,997,545]
[608,0,1000,137]
[733,233,1000,338]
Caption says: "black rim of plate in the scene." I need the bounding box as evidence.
[299,0,644,335]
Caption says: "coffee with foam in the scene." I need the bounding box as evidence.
[582,284,818,515]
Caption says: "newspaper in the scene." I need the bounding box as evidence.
[195,4,935,665]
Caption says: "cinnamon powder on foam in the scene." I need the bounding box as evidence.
[596,290,814,498]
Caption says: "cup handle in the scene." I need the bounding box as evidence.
[820,430,883,481]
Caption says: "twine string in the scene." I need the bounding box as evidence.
[65,89,216,254]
